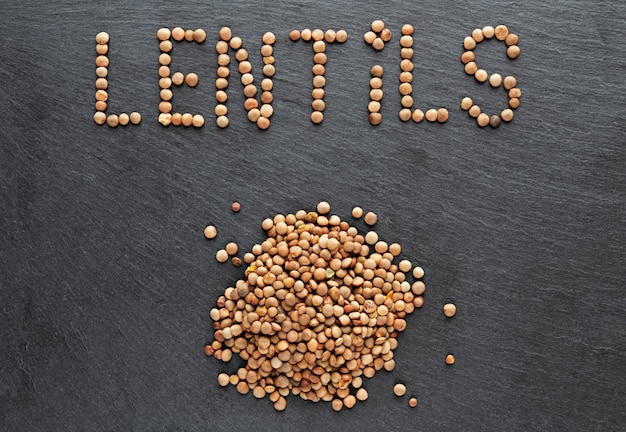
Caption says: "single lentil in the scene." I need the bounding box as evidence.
[204,225,217,239]
[394,383,407,397]
[446,354,455,365]
[409,397,418,408]
[443,303,457,317]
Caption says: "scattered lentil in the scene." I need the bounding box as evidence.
[409,397,418,408]
[204,225,217,239]
[394,383,407,397]
[446,354,456,365]
[443,303,457,317]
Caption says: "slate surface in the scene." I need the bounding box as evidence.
[1,0,625,431]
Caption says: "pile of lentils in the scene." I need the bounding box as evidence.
[205,202,426,411]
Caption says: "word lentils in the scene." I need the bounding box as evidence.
[206,203,427,411]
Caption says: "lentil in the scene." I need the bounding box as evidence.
[231,202,241,213]
[474,69,488,83]
[394,383,407,397]
[501,108,514,122]
[118,113,129,126]
[204,225,217,239]
[489,115,501,128]
[507,45,521,59]
[335,30,348,43]
[185,73,199,87]
[412,266,424,279]
[215,249,229,263]
[129,112,141,124]
[106,114,119,127]
[436,108,449,123]
[476,113,490,127]
[494,25,509,41]
[411,109,424,122]
[425,109,438,122]
[364,212,378,225]
[489,73,502,88]
[504,76,518,91]
[446,354,455,365]
[93,111,106,125]
[509,98,520,109]
[460,97,473,111]
[409,397,418,408]
[443,303,457,317]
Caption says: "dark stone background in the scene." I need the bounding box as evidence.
[1,0,624,431]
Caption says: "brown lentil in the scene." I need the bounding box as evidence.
[503,76,518,90]
[489,115,501,128]
[289,29,300,41]
[461,51,475,64]
[509,98,521,109]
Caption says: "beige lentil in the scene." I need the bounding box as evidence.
[463,36,476,50]
[372,38,385,50]
[95,31,109,44]
[157,28,171,41]
[443,303,457,317]
[106,114,119,127]
[335,29,348,43]
[371,20,385,32]
[501,108,514,122]
[425,109,438,122]
[489,73,503,88]
[129,112,141,124]
[446,354,455,365]
[411,109,424,122]
[468,105,481,118]
[494,25,509,40]
[216,115,229,128]
[399,109,412,122]
[413,266,424,279]
[475,69,488,82]
[504,77,518,91]
[93,111,106,125]
[482,26,495,39]
[509,98,520,109]
[507,45,521,59]
[461,97,473,111]
[394,383,407,397]
[472,28,484,43]
[364,212,378,225]
[172,27,185,41]
[118,113,129,126]
[409,397,418,408]
[204,225,217,239]
[477,113,490,127]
